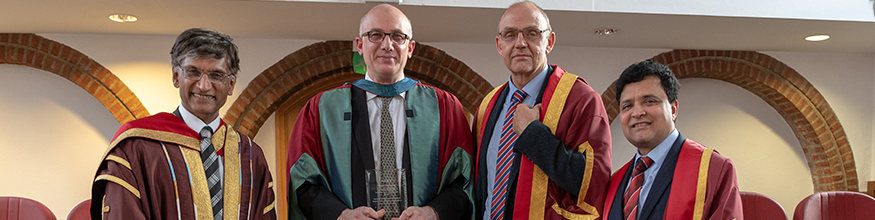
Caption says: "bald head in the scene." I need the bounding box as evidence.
[496,0,555,87]
[499,1,551,32]
[359,4,413,38]
[355,4,416,84]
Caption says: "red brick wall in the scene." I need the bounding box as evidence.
[0,33,149,124]
[600,50,857,192]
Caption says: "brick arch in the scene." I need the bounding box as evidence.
[600,50,856,192]
[0,33,149,124]
[224,40,493,137]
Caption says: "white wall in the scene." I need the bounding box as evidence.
[0,33,871,218]
[400,0,875,22]
[0,64,118,219]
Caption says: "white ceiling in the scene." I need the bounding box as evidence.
[2,0,874,53]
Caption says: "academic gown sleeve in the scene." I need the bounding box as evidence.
[703,154,743,220]
[93,139,150,220]
[424,89,475,220]
[288,94,350,220]
[249,141,279,219]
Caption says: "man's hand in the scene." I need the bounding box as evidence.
[392,206,438,220]
[338,206,385,220]
[513,103,541,135]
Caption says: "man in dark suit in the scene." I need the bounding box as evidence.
[604,60,743,220]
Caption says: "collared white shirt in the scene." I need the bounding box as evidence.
[627,129,678,216]
[364,73,407,172]
[483,64,550,219]
[178,103,224,189]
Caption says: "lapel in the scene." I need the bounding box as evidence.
[351,86,375,170]
[349,86,372,207]
[475,85,506,220]
[401,116,414,206]
[638,134,686,219]
[533,65,552,104]
[607,159,635,220]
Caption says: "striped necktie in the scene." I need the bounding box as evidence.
[200,126,223,220]
[379,96,401,218]
[623,157,653,220]
[490,90,527,220]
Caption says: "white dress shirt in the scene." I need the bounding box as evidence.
[627,129,678,216]
[363,74,407,173]
[177,103,224,189]
[483,64,549,220]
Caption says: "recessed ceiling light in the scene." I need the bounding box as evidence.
[109,14,138,23]
[804,34,829,42]
[594,28,619,35]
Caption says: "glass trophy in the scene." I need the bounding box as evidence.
[365,168,408,219]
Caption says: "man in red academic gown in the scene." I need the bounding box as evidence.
[604,60,743,220]
[91,28,277,220]
[473,2,613,219]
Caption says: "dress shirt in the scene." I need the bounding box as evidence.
[363,74,407,175]
[627,129,678,216]
[177,104,224,190]
[483,64,549,220]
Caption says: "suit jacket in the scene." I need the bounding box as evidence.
[605,134,743,220]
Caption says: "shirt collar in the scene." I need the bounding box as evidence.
[363,73,407,100]
[634,129,679,168]
[178,103,221,134]
[506,63,550,104]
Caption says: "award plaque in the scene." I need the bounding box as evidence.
[365,168,408,219]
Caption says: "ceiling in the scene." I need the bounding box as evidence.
[2,0,875,53]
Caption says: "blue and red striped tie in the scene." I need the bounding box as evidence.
[623,157,653,220]
[490,90,527,220]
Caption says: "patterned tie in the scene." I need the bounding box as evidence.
[623,157,654,220]
[200,126,223,220]
[378,96,401,218]
[490,90,527,220]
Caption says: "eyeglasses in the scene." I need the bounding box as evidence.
[179,67,235,85]
[361,31,411,44]
[498,28,551,42]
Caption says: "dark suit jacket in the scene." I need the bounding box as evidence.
[606,134,686,220]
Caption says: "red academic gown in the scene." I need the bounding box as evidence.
[91,112,277,220]
[603,135,743,220]
[474,65,612,219]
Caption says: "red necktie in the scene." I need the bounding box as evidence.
[490,90,527,220]
[623,157,653,220]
